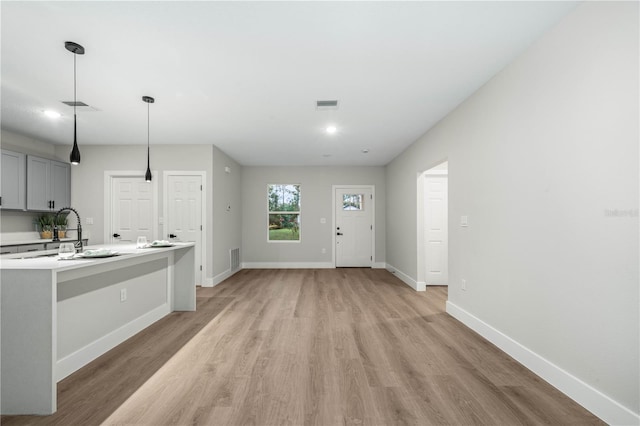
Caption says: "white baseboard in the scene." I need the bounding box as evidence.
[210,268,242,286]
[446,301,640,426]
[238,262,387,270]
[206,263,388,285]
[56,304,171,381]
[385,263,425,291]
[242,262,333,269]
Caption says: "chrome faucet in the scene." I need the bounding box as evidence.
[53,207,83,253]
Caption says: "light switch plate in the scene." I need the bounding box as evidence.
[461,216,469,227]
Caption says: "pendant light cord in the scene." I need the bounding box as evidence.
[147,101,150,165]
[73,52,77,119]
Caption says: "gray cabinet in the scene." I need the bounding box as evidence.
[0,246,18,255]
[0,239,89,256]
[50,161,70,209]
[1,149,26,210]
[17,243,46,253]
[27,155,70,211]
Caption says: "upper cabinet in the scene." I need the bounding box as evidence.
[26,155,70,211]
[50,160,70,209]
[0,149,26,210]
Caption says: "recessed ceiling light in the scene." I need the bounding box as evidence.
[326,126,337,134]
[362,148,370,154]
[322,154,332,157]
[44,110,61,119]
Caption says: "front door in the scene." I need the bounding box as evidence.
[335,187,373,267]
[111,176,154,243]
[166,175,203,285]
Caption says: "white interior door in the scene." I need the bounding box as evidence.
[335,187,373,267]
[111,177,154,243]
[424,175,448,285]
[167,175,202,285]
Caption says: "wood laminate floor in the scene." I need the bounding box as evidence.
[2,269,603,426]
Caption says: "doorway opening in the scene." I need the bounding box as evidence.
[417,161,448,291]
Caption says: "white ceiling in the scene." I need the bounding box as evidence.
[1,1,577,166]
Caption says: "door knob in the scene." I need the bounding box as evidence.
[337,232,343,236]
[113,233,121,238]
[169,233,177,238]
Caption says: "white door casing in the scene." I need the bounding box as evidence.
[333,185,374,267]
[424,174,448,285]
[164,172,206,286]
[104,171,158,244]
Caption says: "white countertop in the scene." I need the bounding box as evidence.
[0,242,195,271]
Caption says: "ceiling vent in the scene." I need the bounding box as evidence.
[62,101,100,112]
[316,100,339,110]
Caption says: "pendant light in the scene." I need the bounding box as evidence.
[65,41,84,165]
[142,96,155,182]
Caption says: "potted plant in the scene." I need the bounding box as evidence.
[37,214,54,239]
[55,214,69,239]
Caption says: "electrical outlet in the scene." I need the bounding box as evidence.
[120,288,127,302]
[461,279,467,291]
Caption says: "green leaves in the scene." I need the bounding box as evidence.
[268,184,300,212]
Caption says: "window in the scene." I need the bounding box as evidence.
[343,194,364,210]
[268,184,300,241]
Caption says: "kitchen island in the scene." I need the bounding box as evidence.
[0,242,196,415]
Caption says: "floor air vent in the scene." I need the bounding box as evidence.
[230,248,240,272]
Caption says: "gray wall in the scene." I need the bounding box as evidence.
[242,166,385,266]
[211,145,242,279]
[62,144,242,284]
[386,1,638,417]
[1,130,59,159]
[0,131,243,282]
